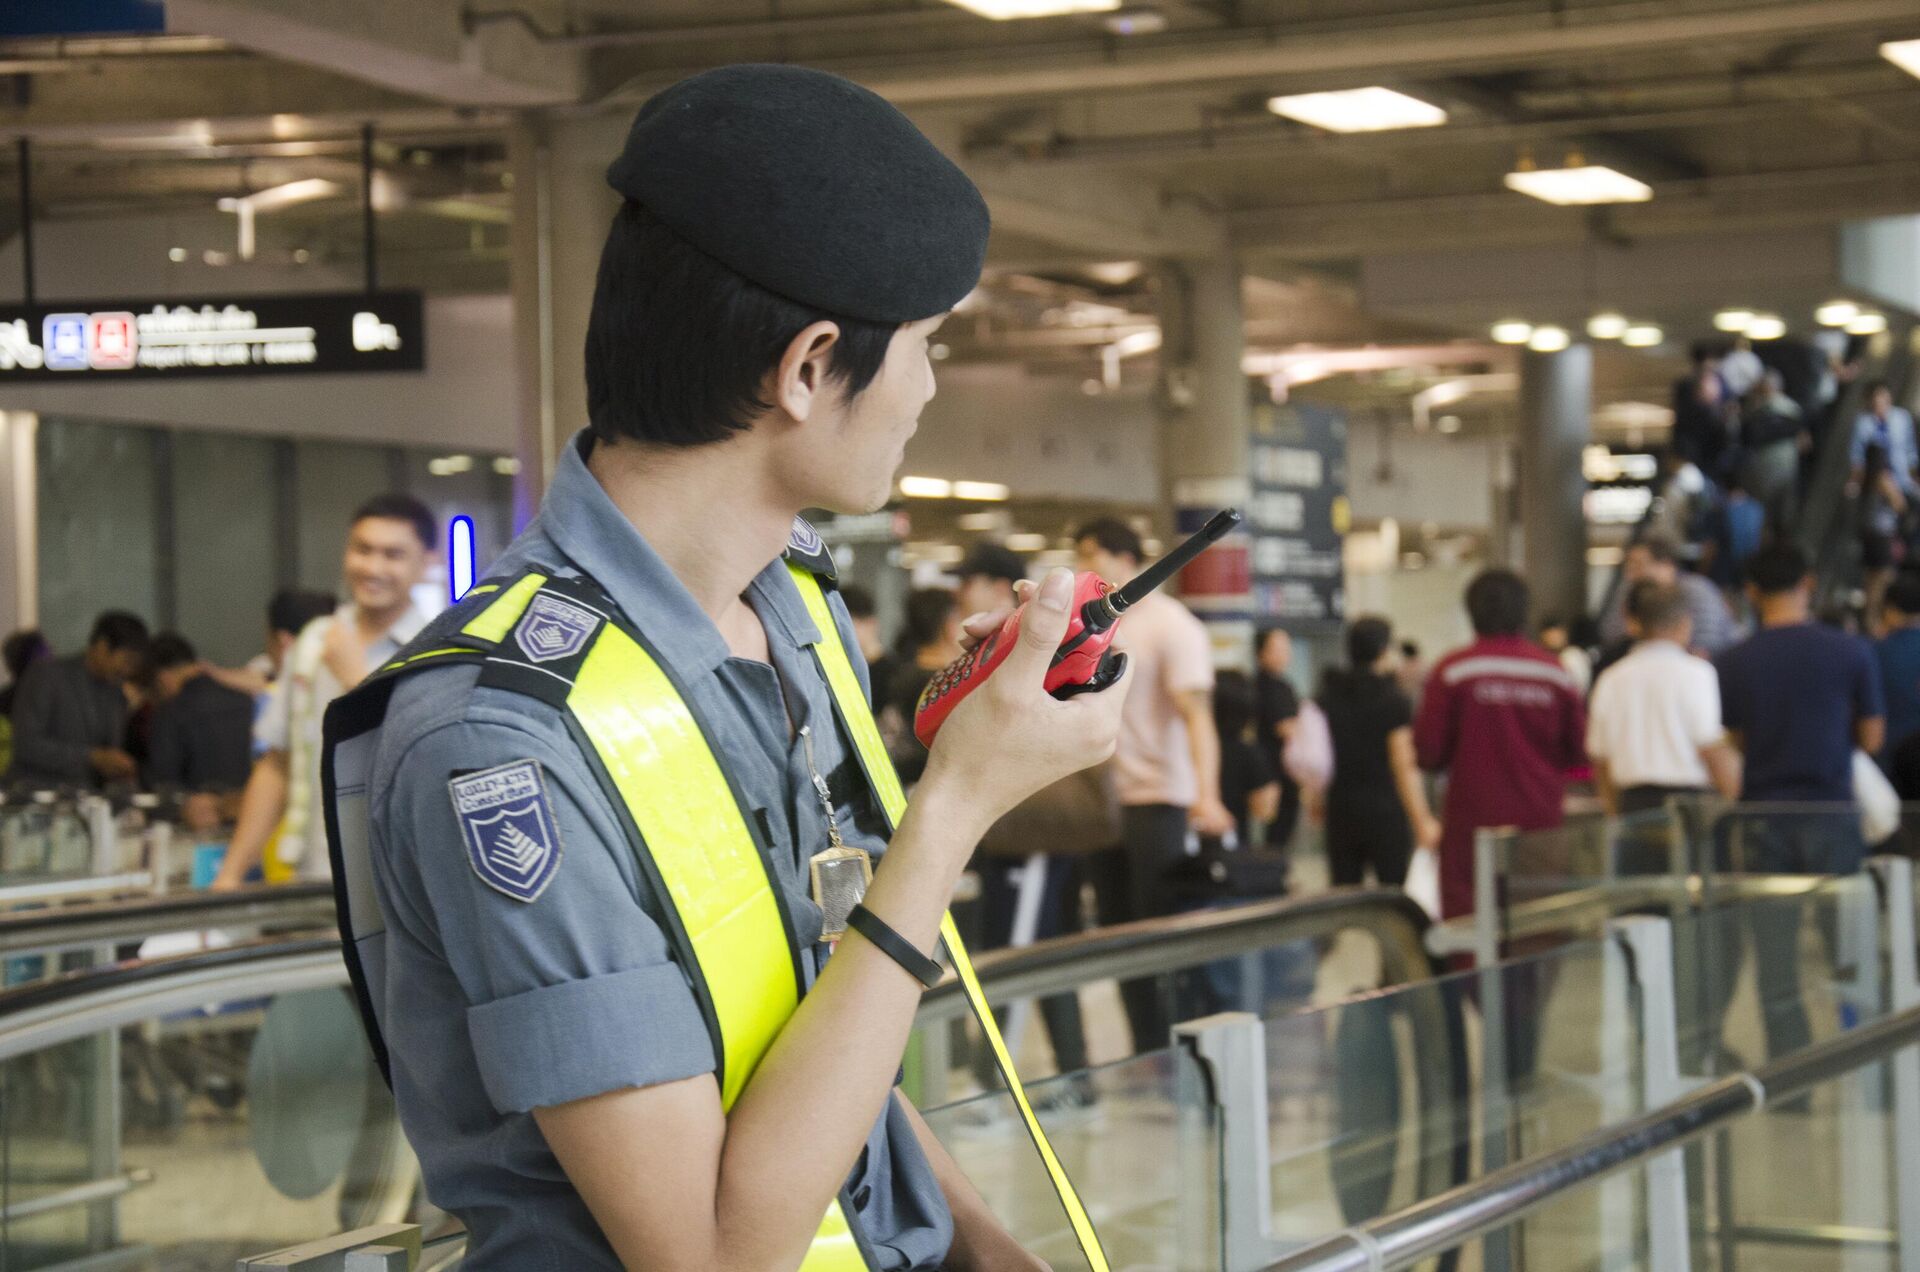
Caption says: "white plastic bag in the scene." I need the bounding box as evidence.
[1403,846,1442,920]
[1284,700,1334,794]
[1855,750,1901,845]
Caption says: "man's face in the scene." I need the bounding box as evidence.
[795,316,943,513]
[1074,538,1135,586]
[343,517,431,615]
[154,663,196,702]
[957,574,1015,619]
[86,640,141,684]
[1873,388,1894,416]
[1624,548,1676,585]
[1258,629,1291,675]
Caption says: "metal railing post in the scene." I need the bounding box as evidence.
[239,1222,422,1269]
[1871,854,1920,1272]
[1175,1011,1276,1272]
[1613,915,1691,1272]
[1474,827,1515,1272]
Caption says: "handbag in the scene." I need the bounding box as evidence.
[974,762,1121,860]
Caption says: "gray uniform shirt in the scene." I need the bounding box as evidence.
[364,432,952,1269]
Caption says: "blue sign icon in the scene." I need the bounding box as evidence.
[449,515,475,602]
[43,314,89,371]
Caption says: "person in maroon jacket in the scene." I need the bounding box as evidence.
[1416,569,1587,921]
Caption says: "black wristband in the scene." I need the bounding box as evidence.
[846,904,944,989]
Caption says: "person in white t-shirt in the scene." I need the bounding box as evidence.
[1587,580,1741,833]
[210,495,436,888]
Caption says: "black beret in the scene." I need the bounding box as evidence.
[607,64,990,325]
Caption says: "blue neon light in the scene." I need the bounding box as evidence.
[449,515,476,602]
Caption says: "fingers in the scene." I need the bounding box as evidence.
[958,609,1006,650]
[997,568,1076,684]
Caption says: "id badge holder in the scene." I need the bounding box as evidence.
[811,845,873,940]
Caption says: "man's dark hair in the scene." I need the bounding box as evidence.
[1867,379,1892,398]
[1212,668,1257,739]
[268,589,337,639]
[1074,517,1144,565]
[1464,569,1529,637]
[146,632,197,672]
[586,202,896,449]
[897,587,957,655]
[89,611,149,653]
[957,542,1027,586]
[1626,580,1688,634]
[838,583,875,622]
[1345,616,1393,669]
[1633,534,1679,566]
[1745,542,1810,595]
[2,629,47,681]
[352,493,436,551]
[1888,572,1920,618]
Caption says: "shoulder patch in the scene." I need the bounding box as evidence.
[782,515,837,581]
[514,592,602,663]
[449,760,564,902]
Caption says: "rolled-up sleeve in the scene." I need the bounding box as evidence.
[380,715,716,1113]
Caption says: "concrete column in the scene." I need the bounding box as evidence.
[1154,257,1252,663]
[507,110,626,528]
[1517,345,1591,623]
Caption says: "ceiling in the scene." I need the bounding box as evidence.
[1,0,1916,425]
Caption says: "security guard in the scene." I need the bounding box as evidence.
[323,65,1128,1270]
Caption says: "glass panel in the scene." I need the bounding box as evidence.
[922,1050,1223,1272]
[0,983,431,1269]
[295,441,397,594]
[1265,936,1635,1261]
[171,431,279,667]
[35,417,160,653]
[400,450,516,580]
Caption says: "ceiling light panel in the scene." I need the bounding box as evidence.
[942,0,1119,17]
[1503,164,1652,205]
[1883,39,1920,79]
[1267,87,1448,133]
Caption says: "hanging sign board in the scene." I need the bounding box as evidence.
[0,291,425,381]
[3,1,165,36]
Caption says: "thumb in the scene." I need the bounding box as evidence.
[999,567,1076,685]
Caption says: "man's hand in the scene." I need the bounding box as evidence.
[88,747,137,782]
[321,620,368,690]
[1415,811,1442,852]
[181,793,223,834]
[1189,796,1235,838]
[925,569,1128,828]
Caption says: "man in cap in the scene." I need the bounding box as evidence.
[325,65,1125,1270]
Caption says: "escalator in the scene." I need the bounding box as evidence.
[0,887,1460,1272]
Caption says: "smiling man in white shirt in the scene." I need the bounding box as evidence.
[1587,580,1741,843]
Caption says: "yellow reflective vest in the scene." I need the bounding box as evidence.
[324,554,1108,1272]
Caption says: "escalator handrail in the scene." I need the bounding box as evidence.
[916,885,1432,1023]
[1801,321,1918,602]
[0,887,1433,1058]
[1263,998,1920,1272]
[0,936,341,1063]
[0,881,337,954]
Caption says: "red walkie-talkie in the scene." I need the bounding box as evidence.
[913,509,1242,747]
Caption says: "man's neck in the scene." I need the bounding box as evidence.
[355,600,412,637]
[1757,600,1809,628]
[588,437,797,621]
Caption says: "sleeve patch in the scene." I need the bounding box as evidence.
[450,759,564,903]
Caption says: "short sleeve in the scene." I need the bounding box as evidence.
[1583,676,1612,760]
[1383,687,1413,733]
[1856,638,1887,721]
[1162,609,1216,696]
[1682,663,1725,748]
[1716,652,1747,734]
[377,715,715,1114]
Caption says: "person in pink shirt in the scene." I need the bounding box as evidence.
[1075,518,1234,1049]
[1416,569,1587,922]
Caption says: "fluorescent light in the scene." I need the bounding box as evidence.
[1744,314,1786,340]
[1712,309,1754,332]
[1102,7,1167,34]
[1436,415,1462,434]
[898,476,953,498]
[952,480,1011,501]
[1491,321,1533,345]
[1883,38,1920,79]
[1621,324,1664,347]
[1266,87,1448,134]
[1503,164,1652,205]
[492,456,521,475]
[236,177,341,212]
[427,454,474,476]
[1527,325,1570,352]
[1848,313,1888,335]
[941,0,1118,17]
[1816,301,1860,327]
[1586,313,1629,340]
[1005,532,1049,551]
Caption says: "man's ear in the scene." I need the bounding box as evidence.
[771,321,843,423]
